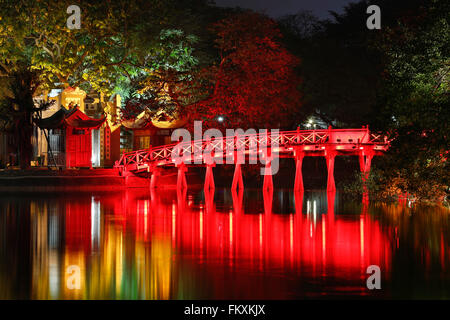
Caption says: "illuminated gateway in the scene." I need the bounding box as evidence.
[34,87,121,168]
[32,87,185,169]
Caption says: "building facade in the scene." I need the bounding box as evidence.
[34,87,122,168]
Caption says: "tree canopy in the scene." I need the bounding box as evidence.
[374,0,449,199]
[187,11,302,129]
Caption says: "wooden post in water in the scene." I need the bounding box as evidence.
[204,163,215,191]
[177,164,187,191]
[232,163,244,191]
[294,151,305,192]
[359,148,373,195]
[326,150,336,192]
[150,166,160,189]
[263,161,273,191]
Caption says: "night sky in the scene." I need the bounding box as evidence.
[214,0,355,19]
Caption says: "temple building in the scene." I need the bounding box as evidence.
[35,106,106,168]
[34,87,122,168]
[120,109,187,152]
[1,82,186,168]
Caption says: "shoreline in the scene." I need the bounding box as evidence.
[0,168,202,192]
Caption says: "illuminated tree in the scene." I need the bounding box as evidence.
[0,0,148,168]
[375,0,449,199]
[0,68,53,168]
[121,29,204,121]
[0,0,213,167]
[0,0,152,93]
[189,12,302,129]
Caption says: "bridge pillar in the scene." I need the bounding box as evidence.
[204,163,215,191]
[149,166,161,189]
[326,151,336,192]
[359,152,373,177]
[177,187,187,212]
[232,187,244,216]
[177,164,188,191]
[263,186,273,215]
[263,161,273,191]
[231,163,244,191]
[327,190,336,221]
[294,152,305,192]
[204,186,215,214]
[359,149,374,194]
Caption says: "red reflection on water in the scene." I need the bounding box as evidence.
[76,189,392,279]
[3,189,448,299]
[65,201,92,254]
[55,189,401,299]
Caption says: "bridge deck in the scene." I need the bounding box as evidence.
[115,127,391,192]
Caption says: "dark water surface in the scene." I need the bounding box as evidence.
[0,188,448,299]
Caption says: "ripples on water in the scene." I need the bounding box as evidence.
[0,189,448,299]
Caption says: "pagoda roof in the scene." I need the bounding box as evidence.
[120,110,157,131]
[35,106,106,130]
[121,117,158,131]
[120,110,186,130]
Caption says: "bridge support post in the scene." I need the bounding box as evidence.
[294,152,304,192]
[327,190,336,221]
[150,166,161,189]
[263,186,273,215]
[263,161,273,191]
[204,164,215,191]
[231,163,244,191]
[359,149,373,194]
[177,164,188,191]
[326,151,336,192]
[359,152,373,178]
[232,187,244,216]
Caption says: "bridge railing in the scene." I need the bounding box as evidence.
[115,128,389,169]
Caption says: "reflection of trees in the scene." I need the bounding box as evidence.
[372,202,449,298]
[0,199,32,299]
[374,202,448,263]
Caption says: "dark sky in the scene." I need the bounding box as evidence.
[214,0,355,19]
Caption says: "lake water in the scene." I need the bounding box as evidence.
[0,188,448,299]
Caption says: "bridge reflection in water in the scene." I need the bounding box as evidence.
[0,189,448,299]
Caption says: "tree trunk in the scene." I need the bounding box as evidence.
[16,112,33,170]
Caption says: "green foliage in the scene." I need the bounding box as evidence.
[0,0,213,95]
[374,0,450,200]
[340,169,391,198]
[279,0,449,202]
[0,0,215,167]
[115,1,218,117]
[120,28,204,120]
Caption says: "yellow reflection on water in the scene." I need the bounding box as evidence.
[25,199,176,300]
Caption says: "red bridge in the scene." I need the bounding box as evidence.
[115,126,391,192]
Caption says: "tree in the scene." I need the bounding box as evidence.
[279,0,432,128]
[0,0,154,93]
[0,68,53,168]
[122,29,204,121]
[114,1,219,122]
[0,0,146,167]
[0,0,215,167]
[278,10,321,40]
[374,0,449,200]
[189,11,302,129]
